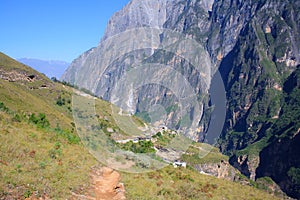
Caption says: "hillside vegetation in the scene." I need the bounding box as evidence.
[0,52,281,199]
[0,52,97,198]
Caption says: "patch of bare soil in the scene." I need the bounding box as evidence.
[71,167,126,200]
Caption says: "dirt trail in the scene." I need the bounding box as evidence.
[71,167,126,200]
[92,167,126,200]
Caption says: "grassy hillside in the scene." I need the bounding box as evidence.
[122,166,281,200]
[0,52,98,198]
[0,52,281,199]
[181,142,228,165]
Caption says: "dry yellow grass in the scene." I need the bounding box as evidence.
[122,166,281,200]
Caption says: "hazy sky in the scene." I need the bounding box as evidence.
[0,0,130,62]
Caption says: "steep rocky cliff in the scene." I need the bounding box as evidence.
[210,0,300,198]
[255,66,300,199]
[62,0,214,139]
[62,0,173,90]
[209,0,300,198]
[215,0,300,153]
[62,0,300,197]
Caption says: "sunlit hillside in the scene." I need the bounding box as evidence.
[0,52,284,199]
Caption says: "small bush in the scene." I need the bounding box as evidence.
[157,188,171,196]
[15,164,22,173]
[118,140,155,154]
[288,167,300,184]
[29,113,50,128]
[12,113,22,122]
[24,190,32,198]
[51,77,58,82]
[49,148,62,159]
[39,162,46,169]
[54,124,80,144]
[56,96,65,106]
[0,102,9,112]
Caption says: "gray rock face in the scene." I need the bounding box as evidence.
[61,0,212,139]
[62,0,180,91]
[215,0,300,152]
[62,0,300,139]
[101,0,169,41]
[211,0,300,198]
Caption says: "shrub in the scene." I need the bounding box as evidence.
[29,113,50,128]
[54,124,80,144]
[0,102,9,112]
[12,113,22,122]
[23,190,32,198]
[39,162,46,169]
[49,144,62,159]
[51,77,58,82]
[15,164,22,173]
[288,167,300,184]
[56,96,65,106]
[118,140,155,154]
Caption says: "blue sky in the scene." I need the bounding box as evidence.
[0,0,130,62]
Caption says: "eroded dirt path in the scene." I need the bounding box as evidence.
[72,167,126,200]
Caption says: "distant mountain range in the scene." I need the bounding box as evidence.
[18,58,69,79]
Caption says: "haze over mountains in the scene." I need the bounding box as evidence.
[18,58,69,79]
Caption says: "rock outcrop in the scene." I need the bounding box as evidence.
[229,154,260,181]
[194,160,238,181]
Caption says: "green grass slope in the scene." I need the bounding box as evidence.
[0,52,97,198]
